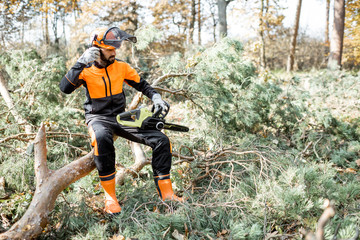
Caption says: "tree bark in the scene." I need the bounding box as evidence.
[259,0,266,68]
[0,66,32,133]
[188,0,196,44]
[198,0,202,45]
[328,0,345,69]
[325,0,330,45]
[218,0,232,38]
[0,124,95,240]
[287,0,302,72]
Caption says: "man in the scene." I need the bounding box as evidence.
[59,27,183,215]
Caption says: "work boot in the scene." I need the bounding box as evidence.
[154,174,184,202]
[100,175,121,214]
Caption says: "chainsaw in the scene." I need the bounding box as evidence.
[116,104,189,132]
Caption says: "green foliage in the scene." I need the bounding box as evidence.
[135,25,164,51]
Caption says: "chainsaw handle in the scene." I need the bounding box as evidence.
[118,111,132,119]
[152,101,170,119]
[118,109,139,120]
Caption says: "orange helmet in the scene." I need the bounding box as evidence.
[91,27,137,49]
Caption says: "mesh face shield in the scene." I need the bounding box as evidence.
[100,27,137,49]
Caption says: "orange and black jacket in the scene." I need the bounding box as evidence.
[60,60,157,117]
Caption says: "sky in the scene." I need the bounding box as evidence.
[227,0,331,41]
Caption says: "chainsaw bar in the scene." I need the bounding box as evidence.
[163,123,189,132]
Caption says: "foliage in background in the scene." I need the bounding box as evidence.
[344,0,360,68]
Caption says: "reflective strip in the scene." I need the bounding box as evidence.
[100,172,116,181]
[88,125,99,156]
[155,174,170,180]
[65,74,76,86]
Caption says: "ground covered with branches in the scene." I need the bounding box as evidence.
[0,37,359,239]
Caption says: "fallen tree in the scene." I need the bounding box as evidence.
[0,124,95,240]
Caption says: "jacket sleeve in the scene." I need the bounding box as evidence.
[125,77,158,99]
[59,62,86,94]
[123,63,158,99]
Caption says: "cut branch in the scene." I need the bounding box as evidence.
[0,124,95,240]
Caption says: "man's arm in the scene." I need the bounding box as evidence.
[59,62,86,94]
[60,47,100,94]
[124,77,158,99]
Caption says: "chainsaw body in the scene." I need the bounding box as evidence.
[116,106,189,132]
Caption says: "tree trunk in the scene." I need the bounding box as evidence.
[286,0,302,72]
[198,0,202,45]
[0,66,32,133]
[218,0,229,38]
[188,0,196,44]
[259,0,266,68]
[328,0,345,69]
[325,0,330,45]
[45,3,50,45]
[0,124,95,240]
[209,1,217,42]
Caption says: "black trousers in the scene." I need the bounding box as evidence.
[87,115,172,178]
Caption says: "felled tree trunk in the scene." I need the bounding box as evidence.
[0,124,95,240]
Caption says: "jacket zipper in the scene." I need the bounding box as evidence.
[105,68,114,114]
[101,77,108,97]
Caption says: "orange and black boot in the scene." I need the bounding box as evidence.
[100,173,121,214]
[154,174,184,202]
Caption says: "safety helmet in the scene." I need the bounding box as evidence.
[91,27,137,49]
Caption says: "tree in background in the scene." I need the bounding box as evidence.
[343,0,360,68]
[217,0,234,38]
[286,0,302,72]
[0,0,35,47]
[325,0,330,51]
[100,0,141,33]
[328,0,345,69]
[244,0,284,69]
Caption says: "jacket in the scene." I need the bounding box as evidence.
[59,60,157,118]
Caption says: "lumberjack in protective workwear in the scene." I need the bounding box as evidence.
[59,27,183,214]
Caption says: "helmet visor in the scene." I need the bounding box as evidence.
[103,27,137,49]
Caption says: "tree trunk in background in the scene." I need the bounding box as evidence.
[189,0,196,44]
[198,0,202,45]
[45,4,50,45]
[209,0,217,42]
[286,0,302,72]
[259,0,266,68]
[62,11,67,46]
[328,0,345,69]
[325,0,330,45]
[218,0,230,38]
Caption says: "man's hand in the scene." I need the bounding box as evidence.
[152,94,169,115]
[77,47,100,65]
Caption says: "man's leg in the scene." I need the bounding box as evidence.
[115,125,183,202]
[88,120,121,214]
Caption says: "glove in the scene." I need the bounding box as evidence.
[77,47,100,65]
[152,94,169,115]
